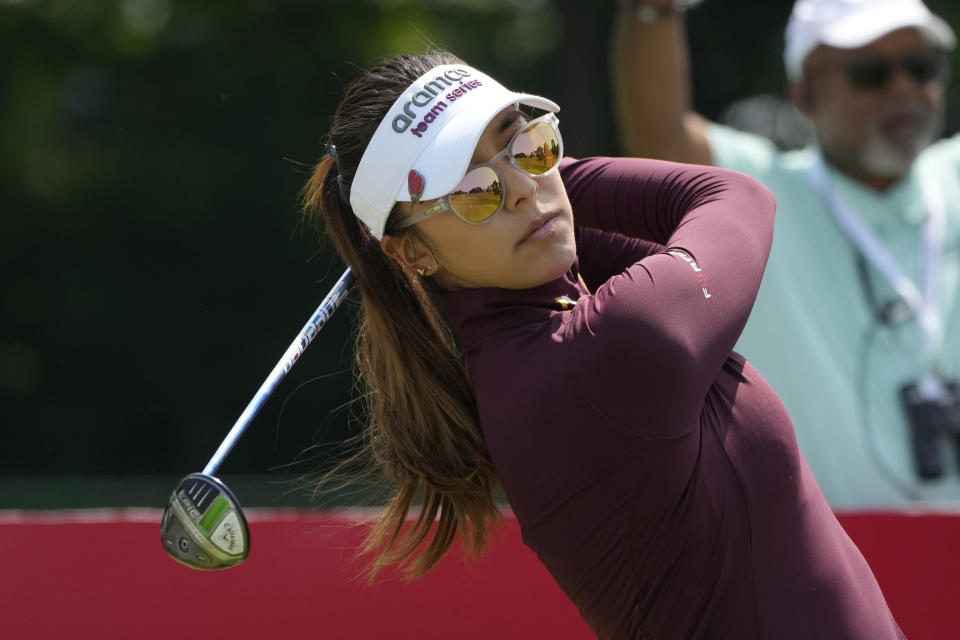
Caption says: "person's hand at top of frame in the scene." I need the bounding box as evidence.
[611,0,713,165]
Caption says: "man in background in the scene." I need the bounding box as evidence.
[611,0,960,505]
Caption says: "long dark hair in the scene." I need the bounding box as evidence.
[300,52,500,580]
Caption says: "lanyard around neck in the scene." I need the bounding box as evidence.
[807,155,945,367]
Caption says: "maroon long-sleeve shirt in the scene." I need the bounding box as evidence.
[440,157,903,639]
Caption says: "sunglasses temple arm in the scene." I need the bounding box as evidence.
[392,201,447,232]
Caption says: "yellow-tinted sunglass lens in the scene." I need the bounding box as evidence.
[511,121,560,176]
[449,166,502,222]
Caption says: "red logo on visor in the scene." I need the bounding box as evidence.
[408,170,425,203]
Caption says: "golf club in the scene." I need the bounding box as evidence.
[161,267,356,570]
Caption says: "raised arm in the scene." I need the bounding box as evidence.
[610,1,713,165]
[562,157,775,435]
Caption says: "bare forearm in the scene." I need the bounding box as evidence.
[610,2,712,165]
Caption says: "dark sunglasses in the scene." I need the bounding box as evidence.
[393,113,563,230]
[840,50,947,90]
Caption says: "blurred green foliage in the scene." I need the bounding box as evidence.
[2,0,960,503]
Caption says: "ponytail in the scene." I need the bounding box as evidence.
[300,72,500,579]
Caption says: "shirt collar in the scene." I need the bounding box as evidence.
[813,146,927,229]
[440,261,585,353]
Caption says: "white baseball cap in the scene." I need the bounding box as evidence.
[784,0,956,81]
[349,63,559,239]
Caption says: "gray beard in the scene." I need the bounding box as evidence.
[856,103,942,179]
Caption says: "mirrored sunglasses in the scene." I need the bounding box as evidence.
[393,113,563,231]
[843,49,947,90]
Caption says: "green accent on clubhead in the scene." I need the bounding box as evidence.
[168,494,233,563]
[199,494,230,534]
[162,474,251,571]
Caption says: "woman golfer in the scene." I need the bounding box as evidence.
[302,51,903,639]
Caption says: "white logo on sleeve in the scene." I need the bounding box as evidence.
[668,250,712,299]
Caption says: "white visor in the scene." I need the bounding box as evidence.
[349,64,560,239]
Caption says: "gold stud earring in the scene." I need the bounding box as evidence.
[417,267,426,276]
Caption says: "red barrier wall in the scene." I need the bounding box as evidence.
[1,510,958,639]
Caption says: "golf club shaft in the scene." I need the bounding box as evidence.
[202,268,356,476]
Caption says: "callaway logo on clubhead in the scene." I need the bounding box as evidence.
[160,473,249,570]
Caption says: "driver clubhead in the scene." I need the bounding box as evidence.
[161,473,250,570]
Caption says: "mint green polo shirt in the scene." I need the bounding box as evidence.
[709,122,960,507]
